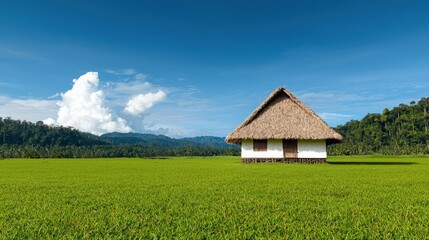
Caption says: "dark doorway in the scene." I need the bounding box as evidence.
[283,139,297,158]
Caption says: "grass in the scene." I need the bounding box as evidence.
[0,156,428,239]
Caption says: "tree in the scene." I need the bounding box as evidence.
[328,97,429,155]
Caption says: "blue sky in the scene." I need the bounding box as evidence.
[1,0,429,137]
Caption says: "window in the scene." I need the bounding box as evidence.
[253,139,267,151]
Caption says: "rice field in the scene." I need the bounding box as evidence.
[0,156,428,239]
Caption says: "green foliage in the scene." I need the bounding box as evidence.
[0,156,428,239]
[0,144,239,158]
[0,117,239,158]
[329,97,429,155]
[0,117,107,146]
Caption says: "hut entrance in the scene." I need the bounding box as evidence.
[283,139,297,158]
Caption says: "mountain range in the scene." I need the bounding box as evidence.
[100,132,236,149]
[0,117,236,149]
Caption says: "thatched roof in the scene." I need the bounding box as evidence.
[225,88,343,145]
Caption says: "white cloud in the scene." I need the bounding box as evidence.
[107,81,152,97]
[122,69,137,75]
[134,85,225,137]
[43,117,56,125]
[135,73,147,80]
[0,96,58,122]
[1,71,175,136]
[105,68,148,80]
[53,72,132,135]
[319,112,354,120]
[124,90,166,116]
[1,70,216,137]
[47,93,60,99]
[105,68,137,76]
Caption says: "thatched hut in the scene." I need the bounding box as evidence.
[226,87,342,163]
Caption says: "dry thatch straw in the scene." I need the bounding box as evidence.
[225,87,343,145]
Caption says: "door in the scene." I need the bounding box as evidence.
[283,139,298,158]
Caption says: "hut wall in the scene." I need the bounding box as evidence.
[297,140,326,158]
[242,139,327,159]
[241,139,283,158]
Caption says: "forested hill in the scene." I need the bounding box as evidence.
[0,117,107,146]
[0,117,239,158]
[328,97,429,155]
[0,117,234,149]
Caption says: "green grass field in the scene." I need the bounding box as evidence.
[0,156,428,239]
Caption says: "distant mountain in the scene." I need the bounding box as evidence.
[100,132,237,149]
[182,136,234,148]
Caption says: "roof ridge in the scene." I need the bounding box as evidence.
[225,87,343,145]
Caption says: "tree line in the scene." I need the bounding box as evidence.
[328,97,429,155]
[0,145,239,158]
[0,117,106,146]
[0,117,239,158]
[3,94,429,158]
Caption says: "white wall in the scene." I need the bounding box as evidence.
[297,140,326,158]
[241,139,283,158]
[241,139,327,159]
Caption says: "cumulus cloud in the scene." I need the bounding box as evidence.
[124,90,166,116]
[1,69,194,137]
[0,96,58,122]
[52,72,132,135]
[43,117,56,125]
